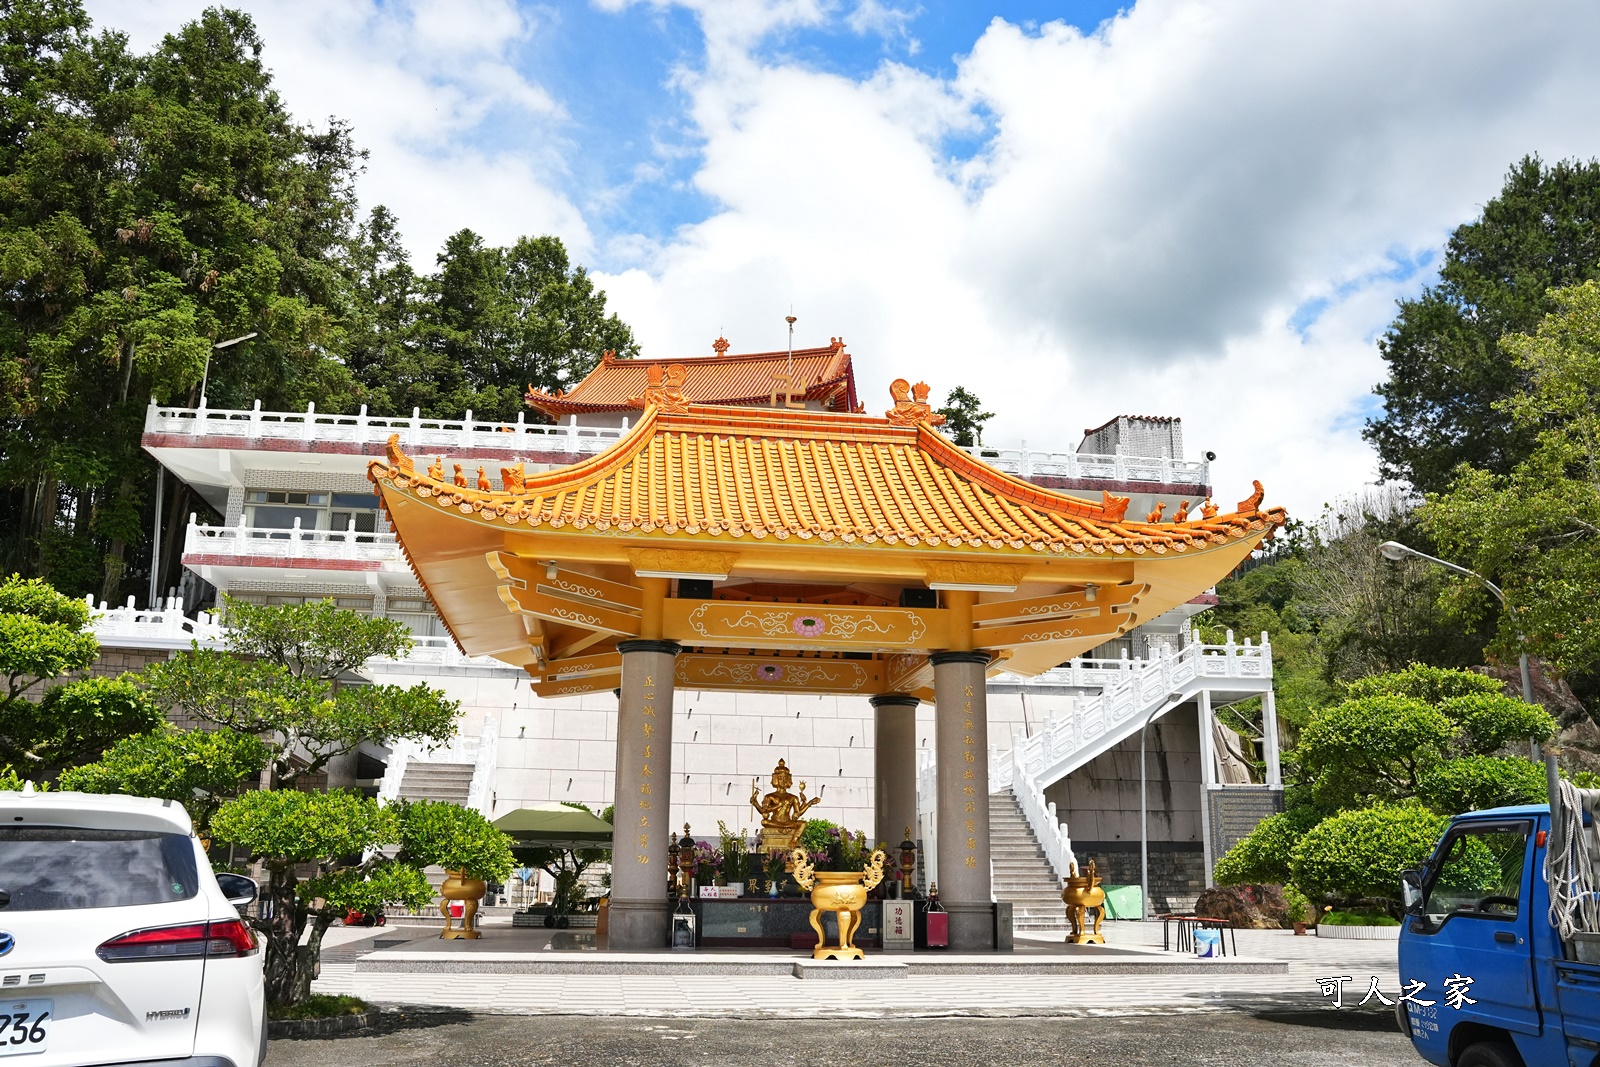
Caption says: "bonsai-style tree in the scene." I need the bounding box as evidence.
[0,575,162,780]
[133,597,459,1007]
[211,789,433,1003]
[59,726,271,838]
[394,798,516,888]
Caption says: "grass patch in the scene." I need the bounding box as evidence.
[268,994,370,1021]
[1320,909,1400,927]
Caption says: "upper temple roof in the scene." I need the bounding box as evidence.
[524,339,858,418]
[371,402,1283,558]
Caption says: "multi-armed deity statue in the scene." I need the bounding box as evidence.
[750,758,821,856]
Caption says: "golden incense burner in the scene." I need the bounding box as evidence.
[1061,859,1107,945]
[791,846,887,961]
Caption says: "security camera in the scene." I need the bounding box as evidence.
[1204,451,1217,462]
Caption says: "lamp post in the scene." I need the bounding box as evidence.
[1377,541,1539,753]
[200,331,258,405]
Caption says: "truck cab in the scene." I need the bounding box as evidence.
[1399,804,1600,1067]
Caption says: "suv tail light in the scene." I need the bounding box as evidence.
[97,919,257,962]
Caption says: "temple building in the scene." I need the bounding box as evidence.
[96,338,1283,938]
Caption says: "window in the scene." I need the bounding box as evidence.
[1424,822,1529,923]
[387,597,445,637]
[245,490,380,541]
[0,828,199,911]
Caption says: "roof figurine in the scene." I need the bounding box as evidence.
[523,337,858,418]
[885,379,946,427]
[371,402,1284,558]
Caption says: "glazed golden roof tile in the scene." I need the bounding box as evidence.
[524,342,857,418]
[371,403,1286,557]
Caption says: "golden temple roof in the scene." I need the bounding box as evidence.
[524,340,858,418]
[371,403,1284,557]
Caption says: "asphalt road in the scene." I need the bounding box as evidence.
[267,1009,1416,1066]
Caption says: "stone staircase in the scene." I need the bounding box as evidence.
[989,790,1069,932]
[397,761,474,804]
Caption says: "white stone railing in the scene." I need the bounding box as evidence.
[1011,745,1076,883]
[959,443,1209,487]
[184,517,401,564]
[466,717,498,816]
[991,632,1273,794]
[86,598,505,671]
[147,400,628,456]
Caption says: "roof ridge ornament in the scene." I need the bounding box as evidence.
[712,336,730,357]
[638,362,691,413]
[885,379,946,427]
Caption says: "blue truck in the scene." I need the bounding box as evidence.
[1398,766,1600,1067]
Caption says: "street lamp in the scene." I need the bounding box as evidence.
[1376,539,1537,718]
[200,331,258,404]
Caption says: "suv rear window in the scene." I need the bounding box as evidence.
[0,827,200,912]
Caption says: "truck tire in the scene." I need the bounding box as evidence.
[1457,1042,1523,1067]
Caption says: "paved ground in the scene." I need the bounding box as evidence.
[310,923,1402,1019]
[267,1012,1415,1066]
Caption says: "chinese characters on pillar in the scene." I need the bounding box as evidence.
[637,673,658,868]
[962,684,977,870]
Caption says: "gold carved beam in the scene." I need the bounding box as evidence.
[663,599,948,651]
[922,560,1032,592]
[884,652,932,694]
[973,585,1146,649]
[626,547,739,580]
[971,582,1145,625]
[491,553,643,611]
[531,673,619,699]
[498,587,643,636]
[543,651,623,680]
[674,654,885,694]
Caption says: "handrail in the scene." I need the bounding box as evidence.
[957,442,1209,486]
[466,717,498,816]
[146,400,629,454]
[995,632,1273,792]
[1011,744,1076,882]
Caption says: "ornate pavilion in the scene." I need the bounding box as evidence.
[368,369,1286,950]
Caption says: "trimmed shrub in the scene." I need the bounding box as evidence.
[1418,755,1547,815]
[1214,807,1321,887]
[1290,805,1448,906]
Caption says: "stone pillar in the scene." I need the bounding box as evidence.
[932,650,993,951]
[1262,688,1282,788]
[871,694,919,848]
[608,638,680,950]
[1197,688,1216,889]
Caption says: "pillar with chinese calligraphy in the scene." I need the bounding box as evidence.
[933,649,994,951]
[609,636,681,949]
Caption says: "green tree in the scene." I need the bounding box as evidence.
[394,798,515,882]
[1423,278,1600,686]
[0,573,161,779]
[1289,805,1449,906]
[1364,155,1600,494]
[0,1,364,598]
[350,226,639,422]
[210,788,433,1004]
[936,386,994,448]
[59,726,270,834]
[139,598,459,1007]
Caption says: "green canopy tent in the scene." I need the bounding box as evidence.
[493,802,614,852]
[494,803,614,923]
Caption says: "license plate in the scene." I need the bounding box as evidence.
[0,1000,50,1055]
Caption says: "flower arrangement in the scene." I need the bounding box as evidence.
[717,821,747,884]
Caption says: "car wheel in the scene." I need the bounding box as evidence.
[1457,1041,1524,1067]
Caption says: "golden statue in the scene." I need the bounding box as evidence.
[750,759,820,855]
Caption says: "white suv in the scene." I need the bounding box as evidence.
[0,788,266,1067]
